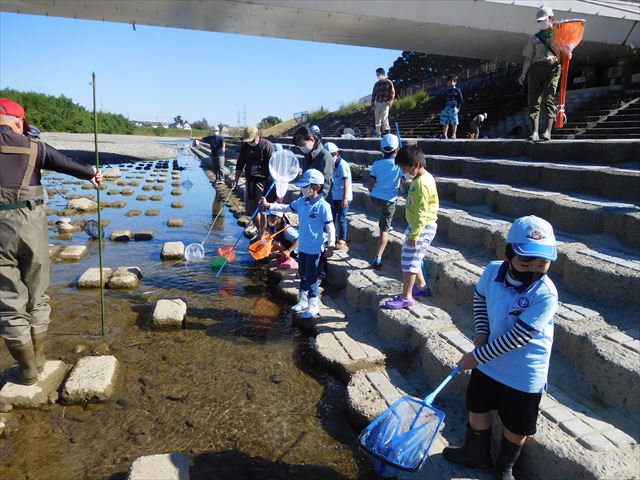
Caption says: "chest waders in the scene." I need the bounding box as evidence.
[0,139,49,385]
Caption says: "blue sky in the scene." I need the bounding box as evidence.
[0,12,400,126]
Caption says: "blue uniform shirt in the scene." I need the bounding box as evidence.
[289,195,333,255]
[332,157,353,201]
[370,157,402,202]
[476,261,558,393]
[443,87,463,109]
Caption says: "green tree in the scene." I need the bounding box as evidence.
[258,115,283,130]
[387,51,485,89]
[191,117,209,130]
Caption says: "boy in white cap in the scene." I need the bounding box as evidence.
[261,169,335,319]
[326,142,352,249]
[444,215,559,480]
[368,133,403,269]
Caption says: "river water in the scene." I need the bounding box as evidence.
[0,146,380,479]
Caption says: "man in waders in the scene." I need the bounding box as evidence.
[518,6,561,141]
[0,98,102,384]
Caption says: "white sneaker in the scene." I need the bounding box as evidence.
[290,291,308,312]
[301,297,320,319]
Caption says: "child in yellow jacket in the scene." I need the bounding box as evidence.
[385,145,439,309]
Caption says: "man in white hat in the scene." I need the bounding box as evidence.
[518,5,562,141]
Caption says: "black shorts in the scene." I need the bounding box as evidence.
[466,368,542,436]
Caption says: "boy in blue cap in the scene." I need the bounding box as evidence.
[260,169,335,319]
[444,215,559,480]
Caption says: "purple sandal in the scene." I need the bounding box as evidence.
[412,284,432,298]
[384,296,417,309]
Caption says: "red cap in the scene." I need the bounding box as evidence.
[0,98,31,133]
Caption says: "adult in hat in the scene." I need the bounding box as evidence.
[371,67,396,137]
[233,125,275,235]
[518,5,562,141]
[0,98,102,384]
[198,125,226,183]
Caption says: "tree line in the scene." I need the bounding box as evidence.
[0,88,134,134]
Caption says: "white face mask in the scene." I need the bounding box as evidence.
[301,186,311,198]
[268,221,279,229]
[377,75,384,80]
[403,171,414,181]
[538,19,551,29]
[300,143,313,154]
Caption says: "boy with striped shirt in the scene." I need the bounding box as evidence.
[444,216,559,480]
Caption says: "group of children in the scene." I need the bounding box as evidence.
[257,129,559,479]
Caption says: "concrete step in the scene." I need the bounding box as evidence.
[430,176,640,249]
[424,154,640,202]
[326,242,639,479]
[342,210,640,417]
[350,185,640,304]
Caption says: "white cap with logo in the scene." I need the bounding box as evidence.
[324,142,339,154]
[536,5,554,21]
[507,215,557,261]
[381,133,399,153]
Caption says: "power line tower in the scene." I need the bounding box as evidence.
[237,110,241,128]
[242,104,247,127]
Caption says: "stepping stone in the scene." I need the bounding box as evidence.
[106,189,120,196]
[152,299,187,329]
[244,226,258,239]
[312,327,386,379]
[46,208,58,216]
[153,185,164,191]
[58,222,79,233]
[150,195,163,201]
[61,356,118,404]
[110,200,126,208]
[171,189,182,196]
[48,244,61,259]
[128,181,140,187]
[136,195,149,201]
[111,230,133,241]
[145,209,160,216]
[161,242,185,260]
[167,218,184,227]
[134,230,154,241]
[171,181,181,187]
[116,180,127,186]
[81,184,94,190]
[77,267,113,288]
[121,189,134,196]
[171,202,184,208]
[58,245,88,262]
[102,167,121,178]
[67,198,97,212]
[0,360,69,408]
[54,233,73,241]
[142,185,153,191]
[107,266,142,289]
[128,453,190,480]
[125,210,142,217]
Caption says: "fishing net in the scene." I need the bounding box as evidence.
[248,226,289,260]
[359,397,445,474]
[181,179,194,190]
[553,19,586,128]
[184,243,206,262]
[215,150,299,277]
[275,180,289,199]
[81,219,103,240]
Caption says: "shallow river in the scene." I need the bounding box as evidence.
[0,146,381,479]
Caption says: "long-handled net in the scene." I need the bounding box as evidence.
[359,366,460,474]
[215,149,299,277]
[248,226,289,260]
[554,19,586,128]
[184,188,234,262]
[48,183,103,239]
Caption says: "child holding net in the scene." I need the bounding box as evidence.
[260,169,335,319]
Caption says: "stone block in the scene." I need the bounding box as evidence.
[134,230,154,241]
[137,195,149,201]
[48,244,62,259]
[142,185,153,191]
[577,431,615,452]
[346,369,410,427]
[171,201,184,208]
[107,267,142,289]
[559,418,594,438]
[110,229,133,241]
[150,195,163,201]
[313,328,385,379]
[0,360,69,408]
[58,245,88,262]
[602,428,636,448]
[77,267,113,288]
[151,299,187,329]
[61,355,118,403]
[67,198,98,212]
[145,209,160,216]
[128,453,190,480]
[167,218,184,227]
[125,210,142,217]
[102,167,122,178]
[542,405,574,424]
[171,189,182,196]
[121,189,134,196]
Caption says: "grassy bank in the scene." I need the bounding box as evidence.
[131,127,211,138]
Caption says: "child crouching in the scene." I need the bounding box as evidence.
[263,210,299,269]
[260,169,335,319]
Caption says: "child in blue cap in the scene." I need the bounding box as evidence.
[444,215,559,480]
[260,169,335,319]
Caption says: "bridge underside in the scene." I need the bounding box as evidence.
[1,0,638,64]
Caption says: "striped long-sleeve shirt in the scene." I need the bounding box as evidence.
[472,290,538,364]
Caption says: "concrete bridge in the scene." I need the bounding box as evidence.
[2,0,638,64]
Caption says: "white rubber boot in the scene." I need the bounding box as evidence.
[301,297,320,319]
[290,291,308,313]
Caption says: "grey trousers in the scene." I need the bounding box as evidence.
[0,202,51,347]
